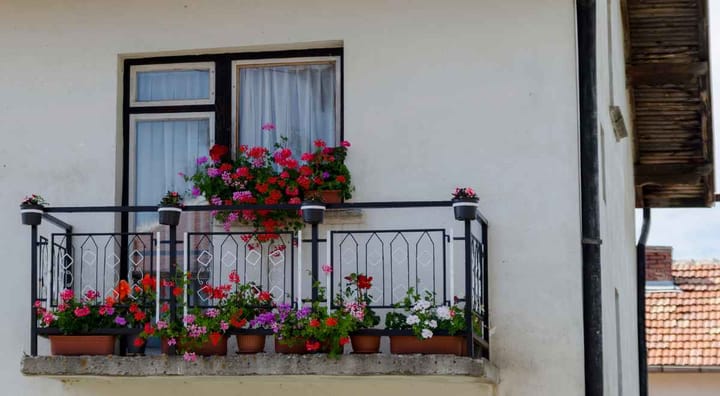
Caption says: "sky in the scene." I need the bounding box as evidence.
[633,1,720,260]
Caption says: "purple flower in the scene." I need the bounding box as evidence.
[207,168,221,178]
[183,314,195,325]
[296,305,312,320]
[167,338,176,346]
[191,186,201,197]
[249,311,277,329]
[205,308,219,318]
[322,171,330,180]
[210,196,223,206]
[114,316,127,326]
[196,156,208,165]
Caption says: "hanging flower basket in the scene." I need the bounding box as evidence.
[158,207,182,226]
[49,335,115,356]
[20,194,47,226]
[301,200,326,224]
[451,187,479,221]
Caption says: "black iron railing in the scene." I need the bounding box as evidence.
[27,201,489,358]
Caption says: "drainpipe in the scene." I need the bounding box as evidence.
[577,1,603,396]
[637,208,651,396]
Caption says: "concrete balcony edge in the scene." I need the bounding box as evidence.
[21,354,497,383]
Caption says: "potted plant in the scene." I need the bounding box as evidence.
[338,273,381,353]
[184,134,304,237]
[301,193,326,224]
[270,303,311,354]
[20,194,47,226]
[301,139,353,204]
[451,187,479,221]
[222,270,274,353]
[385,288,467,355]
[119,274,156,355]
[35,282,131,355]
[158,191,183,226]
[300,308,354,357]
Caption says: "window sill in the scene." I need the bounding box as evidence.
[21,354,497,381]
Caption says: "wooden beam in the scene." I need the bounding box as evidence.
[635,163,712,186]
[628,62,708,85]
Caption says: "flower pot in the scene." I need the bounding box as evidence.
[300,201,326,224]
[158,206,182,226]
[49,335,115,356]
[161,336,228,356]
[274,336,307,354]
[20,205,43,226]
[389,335,467,356]
[126,333,146,355]
[236,334,266,354]
[308,190,343,204]
[452,198,479,221]
[350,334,381,354]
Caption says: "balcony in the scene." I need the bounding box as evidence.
[21,201,492,380]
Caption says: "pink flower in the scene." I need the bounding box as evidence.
[156,320,168,330]
[289,197,301,204]
[341,140,351,147]
[205,308,219,318]
[220,320,229,331]
[183,314,195,325]
[42,311,56,325]
[59,289,74,302]
[33,301,43,308]
[261,122,276,131]
[167,338,176,346]
[322,264,333,274]
[73,306,90,318]
[183,352,197,362]
[210,196,223,206]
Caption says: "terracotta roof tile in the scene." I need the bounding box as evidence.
[647,262,720,366]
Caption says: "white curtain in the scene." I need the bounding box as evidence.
[135,119,210,230]
[136,70,210,102]
[238,64,336,156]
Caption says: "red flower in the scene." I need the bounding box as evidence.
[358,275,373,290]
[173,287,184,297]
[341,140,351,147]
[258,291,272,302]
[301,153,314,161]
[285,186,299,196]
[325,317,338,327]
[256,183,269,194]
[105,296,116,306]
[236,167,250,178]
[161,302,169,313]
[248,146,267,159]
[209,144,229,161]
[269,190,283,201]
[339,336,350,346]
[314,139,326,148]
[309,319,320,328]
[141,274,155,291]
[129,303,139,314]
[305,340,321,352]
[335,175,346,183]
[284,158,298,169]
[280,171,290,179]
[116,280,130,300]
[143,322,155,335]
[209,332,222,346]
[299,166,312,176]
[219,163,233,172]
[229,271,240,284]
[134,311,147,322]
[133,338,145,348]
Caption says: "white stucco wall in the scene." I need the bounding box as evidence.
[596,1,641,396]
[0,1,632,395]
[649,372,720,396]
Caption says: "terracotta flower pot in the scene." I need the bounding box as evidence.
[350,334,381,353]
[307,190,342,204]
[161,336,228,356]
[236,334,266,354]
[389,335,467,356]
[274,336,308,354]
[49,335,115,356]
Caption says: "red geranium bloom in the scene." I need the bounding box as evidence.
[256,183,269,194]
[161,302,169,313]
[133,338,145,347]
[314,139,326,148]
[258,291,272,302]
[105,296,116,306]
[309,319,320,328]
[209,332,222,346]
[339,336,350,346]
[305,340,321,352]
[219,163,233,172]
[143,322,155,335]
[141,274,156,291]
[129,303,139,313]
[299,166,312,176]
[116,280,130,300]
[173,287,184,297]
[134,311,147,322]
[358,275,373,290]
[325,317,338,327]
[209,144,229,161]
[229,271,240,284]
[336,175,346,183]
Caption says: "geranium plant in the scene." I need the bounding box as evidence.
[385,288,465,339]
[185,132,305,237]
[337,273,380,329]
[301,139,353,200]
[116,275,157,349]
[451,187,478,200]
[35,284,130,334]
[21,194,47,207]
[221,270,274,329]
[160,191,183,207]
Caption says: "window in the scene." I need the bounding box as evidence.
[122,48,343,231]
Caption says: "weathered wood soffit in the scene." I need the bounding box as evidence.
[626,0,714,207]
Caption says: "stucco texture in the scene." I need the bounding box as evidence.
[650,372,720,396]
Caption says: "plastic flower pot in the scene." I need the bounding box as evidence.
[235,334,266,354]
[49,335,115,356]
[20,204,43,226]
[126,333,146,356]
[452,198,479,221]
[158,206,182,226]
[301,201,326,224]
[389,335,467,356]
[307,190,342,204]
[350,334,381,354]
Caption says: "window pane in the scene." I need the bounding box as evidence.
[134,118,210,231]
[136,69,210,102]
[238,63,336,156]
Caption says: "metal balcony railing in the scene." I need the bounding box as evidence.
[26,201,489,358]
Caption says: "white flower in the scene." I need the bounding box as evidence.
[412,300,431,312]
[421,329,434,339]
[405,315,420,325]
[436,306,452,320]
[428,320,437,329]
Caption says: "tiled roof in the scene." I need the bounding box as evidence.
[647,261,720,366]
